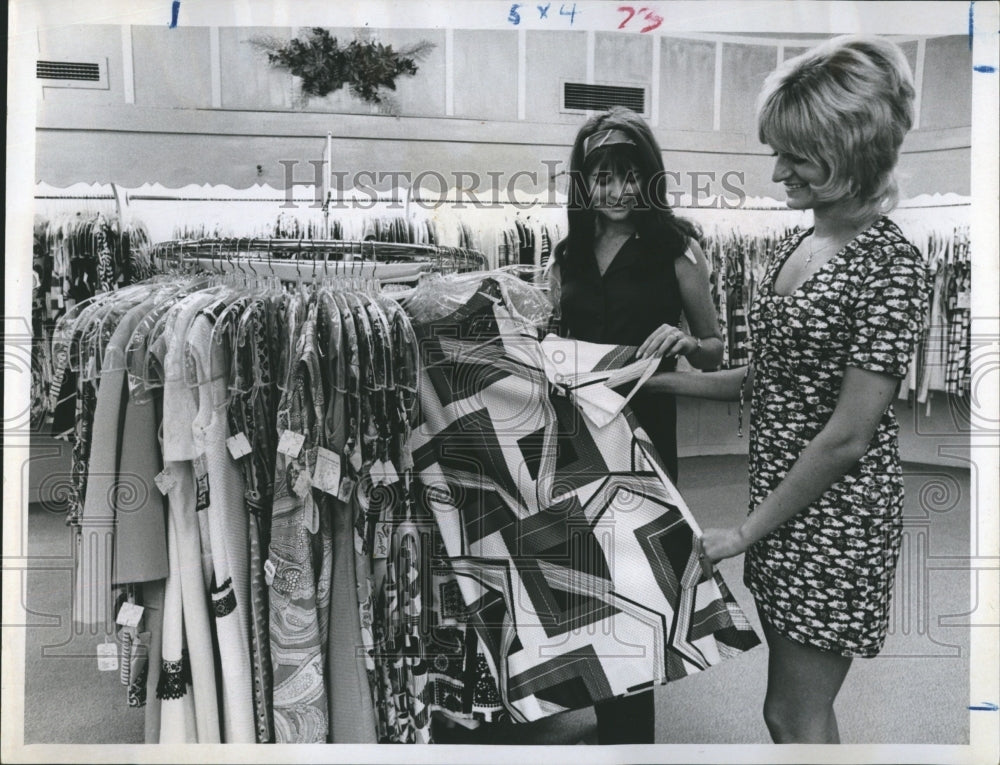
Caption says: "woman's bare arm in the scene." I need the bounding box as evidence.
[643,365,750,401]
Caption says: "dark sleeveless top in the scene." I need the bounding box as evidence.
[557,232,684,480]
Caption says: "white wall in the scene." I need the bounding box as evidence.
[35,27,972,197]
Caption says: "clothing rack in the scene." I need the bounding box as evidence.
[60,270,759,745]
[148,237,488,284]
[32,212,154,432]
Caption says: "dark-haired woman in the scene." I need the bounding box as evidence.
[548,105,724,744]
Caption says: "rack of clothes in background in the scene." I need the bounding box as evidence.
[172,212,442,247]
[169,211,562,275]
[146,236,488,288]
[32,212,153,431]
[901,224,972,408]
[54,266,486,745]
[49,238,485,745]
[493,214,559,272]
[697,227,795,370]
[55,255,760,744]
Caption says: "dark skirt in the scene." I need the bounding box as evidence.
[628,389,678,483]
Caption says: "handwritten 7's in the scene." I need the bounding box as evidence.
[617,6,664,33]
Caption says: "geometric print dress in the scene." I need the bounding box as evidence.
[409,277,761,723]
[744,216,930,658]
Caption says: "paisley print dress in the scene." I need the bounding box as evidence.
[744,216,929,657]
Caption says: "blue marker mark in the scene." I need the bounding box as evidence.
[538,3,551,19]
[508,3,522,25]
[973,64,996,73]
[968,1,974,50]
[169,0,180,28]
[969,701,999,711]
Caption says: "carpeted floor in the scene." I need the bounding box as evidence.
[21,455,970,745]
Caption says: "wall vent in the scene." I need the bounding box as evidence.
[563,82,646,114]
[36,59,109,89]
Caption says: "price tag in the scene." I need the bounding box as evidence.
[97,642,119,672]
[292,469,312,499]
[312,447,343,495]
[338,476,356,504]
[263,559,276,586]
[349,445,363,473]
[116,602,145,628]
[277,430,305,458]
[956,291,971,310]
[226,432,253,460]
[373,460,399,486]
[153,469,176,495]
[373,522,391,559]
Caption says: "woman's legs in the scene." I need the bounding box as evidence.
[760,616,853,743]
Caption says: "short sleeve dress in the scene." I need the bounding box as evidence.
[744,216,930,658]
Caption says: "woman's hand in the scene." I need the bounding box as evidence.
[637,324,697,359]
[697,527,750,578]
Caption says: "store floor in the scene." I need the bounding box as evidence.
[22,455,971,746]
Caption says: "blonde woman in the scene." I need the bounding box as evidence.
[644,36,930,743]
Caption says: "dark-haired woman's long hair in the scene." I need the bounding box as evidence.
[558,106,697,269]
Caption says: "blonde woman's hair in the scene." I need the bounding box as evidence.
[756,35,916,216]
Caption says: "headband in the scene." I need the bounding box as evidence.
[583,128,636,159]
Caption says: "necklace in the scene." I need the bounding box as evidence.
[806,216,879,264]
[805,236,842,265]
